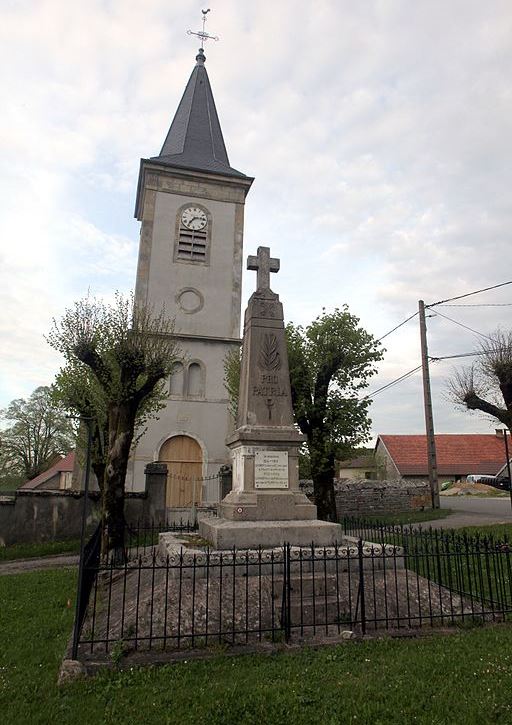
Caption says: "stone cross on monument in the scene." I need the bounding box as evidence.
[247,247,280,291]
[198,246,342,549]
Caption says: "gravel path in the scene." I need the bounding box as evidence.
[0,553,79,576]
[426,511,511,530]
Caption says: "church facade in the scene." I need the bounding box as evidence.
[126,48,253,506]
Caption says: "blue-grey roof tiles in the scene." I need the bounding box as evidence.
[153,58,247,179]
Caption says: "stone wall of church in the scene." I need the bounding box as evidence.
[130,168,247,494]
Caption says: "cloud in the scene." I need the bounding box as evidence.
[1,0,511,440]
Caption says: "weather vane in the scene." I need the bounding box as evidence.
[187,8,219,51]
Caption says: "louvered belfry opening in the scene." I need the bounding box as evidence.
[177,223,208,261]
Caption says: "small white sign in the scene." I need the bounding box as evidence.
[254,450,289,489]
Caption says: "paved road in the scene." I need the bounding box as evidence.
[436,495,512,529]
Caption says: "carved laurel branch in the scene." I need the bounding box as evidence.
[258,333,282,371]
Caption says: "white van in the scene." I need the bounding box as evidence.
[466,474,498,485]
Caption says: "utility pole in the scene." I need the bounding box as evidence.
[496,428,512,511]
[419,300,440,509]
[504,431,512,511]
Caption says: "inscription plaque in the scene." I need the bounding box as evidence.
[254,450,289,489]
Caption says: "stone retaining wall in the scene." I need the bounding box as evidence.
[0,463,168,546]
[300,478,431,518]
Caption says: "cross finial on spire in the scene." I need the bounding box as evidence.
[247,247,280,291]
[187,9,219,63]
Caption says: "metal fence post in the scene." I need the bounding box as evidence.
[71,418,93,659]
[191,477,197,526]
[280,543,292,642]
[286,543,292,641]
[357,538,367,635]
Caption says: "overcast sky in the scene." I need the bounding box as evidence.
[1,0,511,440]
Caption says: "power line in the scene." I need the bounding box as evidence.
[430,351,483,361]
[373,284,511,344]
[430,309,493,340]
[428,280,512,308]
[362,364,422,400]
[377,311,418,342]
[431,345,512,362]
[361,283,512,401]
[439,303,512,308]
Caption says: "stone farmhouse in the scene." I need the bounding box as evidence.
[19,452,75,491]
[336,455,377,480]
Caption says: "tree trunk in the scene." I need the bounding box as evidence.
[90,422,107,493]
[92,460,106,494]
[101,404,136,560]
[309,444,337,522]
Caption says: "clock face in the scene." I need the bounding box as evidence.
[181,206,207,231]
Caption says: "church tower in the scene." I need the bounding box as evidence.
[129,47,253,504]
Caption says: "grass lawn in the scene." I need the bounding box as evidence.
[2,567,512,724]
[350,522,512,607]
[450,523,512,540]
[0,538,80,561]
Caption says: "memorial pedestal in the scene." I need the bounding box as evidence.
[198,517,342,549]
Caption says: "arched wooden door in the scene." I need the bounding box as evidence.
[159,435,203,508]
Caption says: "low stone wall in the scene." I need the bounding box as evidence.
[300,478,431,518]
[0,490,98,546]
[0,464,167,547]
[335,479,431,518]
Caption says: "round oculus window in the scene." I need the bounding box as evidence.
[176,288,204,314]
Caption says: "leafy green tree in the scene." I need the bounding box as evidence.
[286,308,383,521]
[51,359,108,496]
[224,348,241,421]
[449,329,512,428]
[224,307,383,521]
[0,386,75,487]
[48,293,179,555]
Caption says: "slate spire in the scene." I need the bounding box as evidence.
[153,51,246,178]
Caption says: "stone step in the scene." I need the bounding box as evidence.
[288,594,352,627]
[288,573,341,597]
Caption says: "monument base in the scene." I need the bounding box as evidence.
[198,515,342,550]
[220,489,316,521]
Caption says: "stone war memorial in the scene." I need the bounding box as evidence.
[198,245,341,549]
[71,244,497,669]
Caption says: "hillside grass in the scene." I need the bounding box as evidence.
[2,566,512,724]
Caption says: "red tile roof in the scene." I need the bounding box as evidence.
[20,451,75,490]
[377,435,507,476]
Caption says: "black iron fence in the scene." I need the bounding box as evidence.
[72,522,102,657]
[124,517,198,558]
[73,522,512,657]
[342,515,511,551]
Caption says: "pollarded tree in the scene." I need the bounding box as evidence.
[0,386,76,485]
[286,308,383,521]
[48,293,179,555]
[51,358,109,495]
[449,329,512,429]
